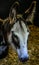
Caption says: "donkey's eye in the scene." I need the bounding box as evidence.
[13,35,18,42]
[12,34,20,48]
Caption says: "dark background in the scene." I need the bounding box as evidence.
[0,0,39,26]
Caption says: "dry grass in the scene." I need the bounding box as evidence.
[0,25,39,65]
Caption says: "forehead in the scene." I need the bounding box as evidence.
[11,19,28,34]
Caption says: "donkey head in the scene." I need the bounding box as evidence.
[4,1,36,62]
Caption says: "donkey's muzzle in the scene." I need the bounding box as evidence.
[0,45,8,59]
[20,56,29,62]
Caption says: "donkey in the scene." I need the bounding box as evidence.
[4,1,36,62]
[0,20,8,59]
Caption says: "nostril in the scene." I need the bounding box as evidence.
[20,57,29,62]
[26,57,29,61]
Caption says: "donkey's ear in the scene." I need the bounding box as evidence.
[23,1,36,25]
[9,1,19,24]
[9,8,16,24]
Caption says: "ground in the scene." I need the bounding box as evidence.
[0,25,39,65]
